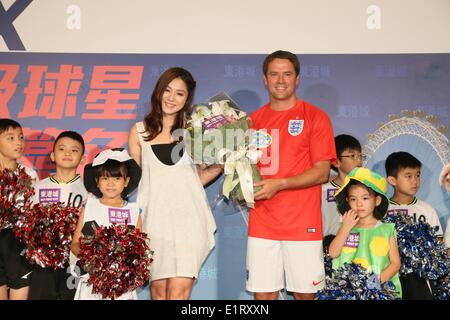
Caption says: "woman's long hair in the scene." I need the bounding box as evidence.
[142,67,196,141]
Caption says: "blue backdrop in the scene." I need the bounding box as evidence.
[1,53,449,299]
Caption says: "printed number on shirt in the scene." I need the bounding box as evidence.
[68,192,84,208]
[412,213,426,224]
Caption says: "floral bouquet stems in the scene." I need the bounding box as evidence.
[186,99,262,208]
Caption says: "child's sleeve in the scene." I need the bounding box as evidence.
[27,167,39,185]
[429,206,443,236]
[28,169,39,204]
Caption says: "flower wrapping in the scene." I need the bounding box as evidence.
[186,99,262,207]
[78,224,152,299]
[14,202,80,269]
[0,167,34,230]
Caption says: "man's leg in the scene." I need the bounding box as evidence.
[293,292,315,300]
[246,237,284,300]
[283,240,325,300]
[255,291,279,300]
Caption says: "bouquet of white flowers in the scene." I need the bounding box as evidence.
[186,99,262,207]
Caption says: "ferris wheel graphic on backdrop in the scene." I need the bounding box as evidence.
[363,110,450,227]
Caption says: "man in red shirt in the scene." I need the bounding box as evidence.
[247,50,336,300]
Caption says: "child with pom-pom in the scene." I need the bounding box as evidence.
[385,152,443,299]
[70,148,143,299]
[329,167,402,298]
[0,118,38,300]
[322,134,363,258]
[28,131,87,300]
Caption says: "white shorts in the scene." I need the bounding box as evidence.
[246,237,325,293]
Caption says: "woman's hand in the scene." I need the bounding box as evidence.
[197,164,223,186]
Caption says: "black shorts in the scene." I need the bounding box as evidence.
[29,266,76,300]
[0,229,32,289]
[400,273,434,300]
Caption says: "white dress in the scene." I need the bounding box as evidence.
[135,121,216,281]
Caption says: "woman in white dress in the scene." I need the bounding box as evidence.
[128,67,222,300]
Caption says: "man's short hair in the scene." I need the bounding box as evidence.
[263,50,300,76]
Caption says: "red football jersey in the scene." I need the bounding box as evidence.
[249,99,336,240]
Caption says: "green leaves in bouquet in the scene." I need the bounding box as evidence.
[186,117,252,165]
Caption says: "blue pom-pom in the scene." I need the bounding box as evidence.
[323,253,333,278]
[434,274,450,300]
[384,212,449,282]
[316,263,399,300]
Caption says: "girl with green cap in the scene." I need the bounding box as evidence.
[329,167,402,298]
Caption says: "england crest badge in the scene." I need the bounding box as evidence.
[288,119,304,136]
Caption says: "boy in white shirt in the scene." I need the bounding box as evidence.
[386,152,443,235]
[386,151,443,300]
[322,134,363,250]
[0,118,38,300]
[29,131,88,300]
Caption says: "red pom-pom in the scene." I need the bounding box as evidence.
[78,224,152,299]
[14,202,80,269]
[0,167,34,230]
